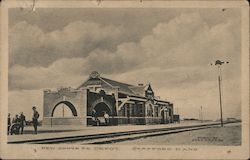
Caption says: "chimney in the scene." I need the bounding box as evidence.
[138,83,144,86]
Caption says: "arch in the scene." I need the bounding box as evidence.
[91,98,114,115]
[92,102,112,117]
[51,101,77,117]
[160,108,169,124]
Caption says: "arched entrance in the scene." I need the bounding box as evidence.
[51,101,77,117]
[90,102,113,126]
[160,108,169,124]
[93,102,112,117]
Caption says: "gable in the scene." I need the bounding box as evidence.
[145,84,154,98]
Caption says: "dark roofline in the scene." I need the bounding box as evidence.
[119,91,170,104]
[128,85,145,89]
[101,77,170,103]
[100,77,135,87]
[79,72,171,104]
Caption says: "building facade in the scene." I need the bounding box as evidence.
[43,71,174,126]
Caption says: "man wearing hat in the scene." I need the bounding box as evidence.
[32,106,40,134]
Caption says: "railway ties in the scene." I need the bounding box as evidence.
[82,125,215,144]
[26,122,224,144]
[8,121,240,144]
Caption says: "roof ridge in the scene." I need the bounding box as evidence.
[100,77,135,87]
[128,85,144,88]
[99,77,115,88]
[100,77,139,95]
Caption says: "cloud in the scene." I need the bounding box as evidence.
[8,12,242,120]
[139,13,240,68]
[9,58,88,90]
[9,21,124,67]
[82,12,240,75]
[9,12,240,90]
[8,90,43,120]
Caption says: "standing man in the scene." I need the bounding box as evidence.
[103,111,110,126]
[32,106,40,134]
[19,112,26,134]
[7,113,11,135]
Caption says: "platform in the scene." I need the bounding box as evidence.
[8,121,220,143]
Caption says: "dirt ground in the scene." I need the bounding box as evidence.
[116,123,241,146]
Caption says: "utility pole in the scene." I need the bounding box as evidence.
[218,68,223,127]
[211,60,229,127]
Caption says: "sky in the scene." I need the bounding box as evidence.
[8,8,241,120]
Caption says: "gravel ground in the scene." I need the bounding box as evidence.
[116,123,241,146]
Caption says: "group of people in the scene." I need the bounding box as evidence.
[92,110,110,126]
[8,106,40,135]
[8,112,26,135]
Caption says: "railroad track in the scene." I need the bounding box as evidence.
[8,121,240,144]
[78,125,215,144]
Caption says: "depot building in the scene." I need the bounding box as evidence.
[43,71,174,126]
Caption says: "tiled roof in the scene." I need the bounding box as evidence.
[100,77,136,95]
[77,78,101,89]
[77,72,170,104]
[78,71,145,95]
[128,86,145,96]
[78,74,149,96]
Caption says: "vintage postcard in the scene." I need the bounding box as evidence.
[0,0,249,159]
